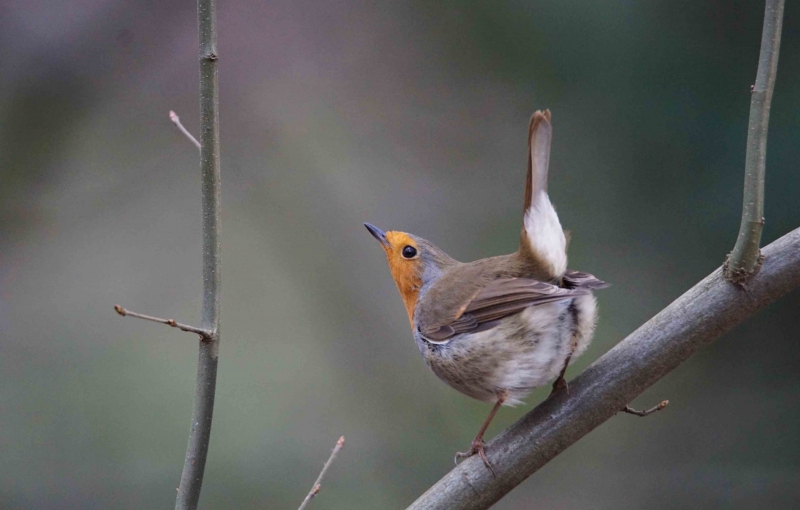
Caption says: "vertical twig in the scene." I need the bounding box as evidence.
[174,0,221,508]
[725,0,784,283]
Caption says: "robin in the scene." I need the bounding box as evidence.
[365,110,611,473]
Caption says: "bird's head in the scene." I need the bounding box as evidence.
[364,223,455,325]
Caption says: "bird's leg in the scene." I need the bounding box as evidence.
[454,394,506,476]
[547,328,578,398]
[550,353,572,396]
[551,333,580,396]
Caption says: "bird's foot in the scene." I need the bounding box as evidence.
[454,439,496,477]
[549,375,569,397]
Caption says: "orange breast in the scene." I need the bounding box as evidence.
[398,283,419,328]
[380,230,423,331]
[386,253,421,329]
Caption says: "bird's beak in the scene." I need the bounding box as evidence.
[364,223,389,247]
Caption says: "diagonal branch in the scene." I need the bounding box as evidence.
[407,226,800,510]
[725,0,785,283]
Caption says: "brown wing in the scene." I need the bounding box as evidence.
[562,269,610,290]
[420,278,589,342]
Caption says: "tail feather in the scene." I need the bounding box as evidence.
[520,110,567,280]
[523,110,552,211]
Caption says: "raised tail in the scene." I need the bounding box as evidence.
[519,110,568,280]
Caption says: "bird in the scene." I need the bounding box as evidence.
[365,110,609,473]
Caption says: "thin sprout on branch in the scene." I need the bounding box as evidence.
[621,400,669,417]
[170,110,202,150]
[298,436,346,510]
[114,305,211,339]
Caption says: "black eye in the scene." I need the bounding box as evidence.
[401,245,417,259]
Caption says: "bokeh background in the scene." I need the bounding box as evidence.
[2,1,799,508]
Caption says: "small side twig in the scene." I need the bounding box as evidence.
[621,400,669,417]
[298,436,345,510]
[114,305,212,340]
[170,110,202,150]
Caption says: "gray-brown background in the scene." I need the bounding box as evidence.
[2,1,799,508]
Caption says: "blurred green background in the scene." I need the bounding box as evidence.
[2,1,799,508]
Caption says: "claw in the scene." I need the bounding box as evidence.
[454,439,496,477]
[453,396,504,477]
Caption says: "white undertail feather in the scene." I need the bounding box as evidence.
[524,193,567,278]
[524,111,567,279]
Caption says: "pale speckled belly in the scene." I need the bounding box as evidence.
[415,294,597,405]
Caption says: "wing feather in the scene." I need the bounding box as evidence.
[420,278,588,341]
[562,269,610,290]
